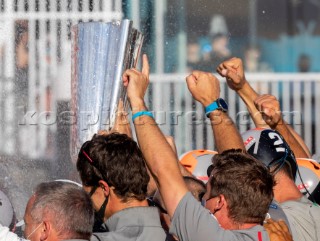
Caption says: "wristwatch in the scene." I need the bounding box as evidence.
[205,98,228,117]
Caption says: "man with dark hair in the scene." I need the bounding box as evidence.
[23,181,94,241]
[217,57,320,241]
[77,133,167,241]
[241,127,320,241]
[122,54,276,240]
[206,149,274,224]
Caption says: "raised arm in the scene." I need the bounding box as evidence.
[217,57,311,158]
[186,70,244,152]
[123,54,188,218]
[165,135,193,177]
[254,95,311,158]
[216,57,267,127]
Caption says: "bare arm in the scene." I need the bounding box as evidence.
[216,57,267,127]
[217,57,311,158]
[209,111,245,153]
[186,71,245,152]
[165,135,193,177]
[123,55,188,218]
[254,94,311,158]
[282,124,311,158]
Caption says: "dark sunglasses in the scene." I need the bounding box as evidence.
[207,164,214,177]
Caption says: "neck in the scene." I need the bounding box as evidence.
[215,209,259,230]
[106,190,148,219]
[223,219,258,230]
[120,198,149,209]
[220,218,259,230]
[238,223,258,229]
[274,173,302,203]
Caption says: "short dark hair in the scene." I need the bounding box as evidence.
[77,133,150,202]
[183,176,206,201]
[31,182,94,240]
[209,149,274,224]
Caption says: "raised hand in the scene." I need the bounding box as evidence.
[186,70,220,106]
[122,54,150,110]
[216,57,246,91]
[254,94,282,129]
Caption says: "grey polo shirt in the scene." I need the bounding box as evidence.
[92,206,167,241]
[281,196,320,241]
[170,192,270,241]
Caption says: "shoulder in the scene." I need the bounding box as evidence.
[170,192,269,241]
[281,196,315,210]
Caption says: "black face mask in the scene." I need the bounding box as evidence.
[96,197,108,221]
[89,186,109,233]
[92,197,109,232]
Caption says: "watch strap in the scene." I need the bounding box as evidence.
[205,101,219,117]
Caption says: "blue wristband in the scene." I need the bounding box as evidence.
[205,101,219,117]
[132,111,154,122]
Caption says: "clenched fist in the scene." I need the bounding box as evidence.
[186,71,220,106]
[217,57,246,91]
[254,95,282,129]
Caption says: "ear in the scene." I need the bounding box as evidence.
[98,180,110,196]
[215,194,226,210]
[40,221,50,241]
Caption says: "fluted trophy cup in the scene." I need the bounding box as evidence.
[70,20,144,161]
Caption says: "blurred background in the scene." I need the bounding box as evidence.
[0,0,319,218]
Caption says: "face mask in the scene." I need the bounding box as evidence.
[96,197,108,221]
[92,197,108,232]
[88,186,108,231]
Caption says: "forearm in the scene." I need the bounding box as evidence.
[165,135,194,177]
[132,102,188,217]
[237,82,268,128]
[275,122,311,158]
[209,110,245,153]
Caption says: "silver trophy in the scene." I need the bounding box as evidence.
[70,20,143,160]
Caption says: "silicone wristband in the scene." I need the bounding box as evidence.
[132,111,154,122]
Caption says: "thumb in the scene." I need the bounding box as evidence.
[142,54,150,77]
[122,71,129,87]
[186,74,197,92]
[220,69,228,77]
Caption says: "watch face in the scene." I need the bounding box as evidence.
[218,98,228,111]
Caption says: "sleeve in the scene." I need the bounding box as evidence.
[310,204,320,241]
[169,192,237,241]
[0,225,27,241]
